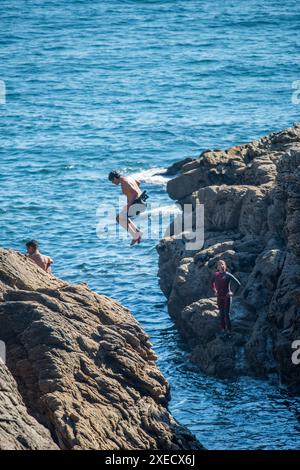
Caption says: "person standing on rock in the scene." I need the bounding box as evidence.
[108,170,148,246]
[211,260,240,335]
[26,240,53,273]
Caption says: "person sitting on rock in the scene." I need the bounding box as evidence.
[108,170,148,246]
[211,260,240,335]
[26,240,53,273]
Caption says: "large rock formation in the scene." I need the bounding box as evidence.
[0,363,58,450]
[157,124,300,391]
[0,248,202,450]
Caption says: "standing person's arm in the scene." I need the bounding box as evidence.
[227,273,240,296]
[211,274,217,296]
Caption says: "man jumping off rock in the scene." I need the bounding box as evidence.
[108,170,148,246]
[211,260,240,335]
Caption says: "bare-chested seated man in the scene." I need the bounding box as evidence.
[26,240,53,273]
[108,170,148,246]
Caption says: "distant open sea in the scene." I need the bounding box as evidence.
[1,0,300,449]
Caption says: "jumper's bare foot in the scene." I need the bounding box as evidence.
[130,233,142,246]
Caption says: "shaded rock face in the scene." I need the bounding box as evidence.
[157,124,300,392]
[0,249,202,450]
[0,363,58,450]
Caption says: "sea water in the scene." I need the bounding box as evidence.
[1,0,300,449]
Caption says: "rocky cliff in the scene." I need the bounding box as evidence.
[157,124,300,392]
[0,248,202,450]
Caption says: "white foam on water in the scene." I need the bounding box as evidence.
[131,167,169,186]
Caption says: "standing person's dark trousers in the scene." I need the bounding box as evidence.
[217,295,232,332]
[211,266,240,333]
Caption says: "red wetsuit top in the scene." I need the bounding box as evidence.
[211,271,240,299]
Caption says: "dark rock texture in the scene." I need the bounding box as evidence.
[157,124,300,391]
[0,363,58,450]
[0,248,203,450]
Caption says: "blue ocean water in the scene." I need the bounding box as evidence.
[1,0,300,449]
